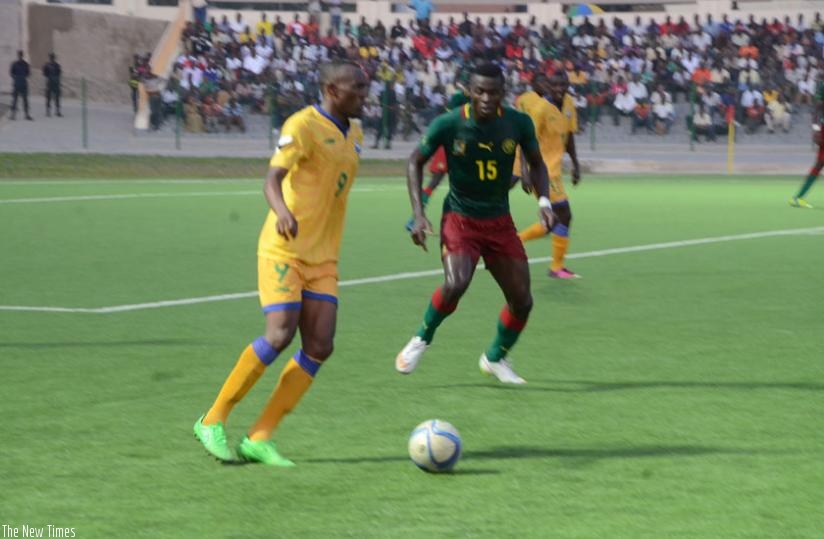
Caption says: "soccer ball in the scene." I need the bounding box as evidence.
[407,419,462,473]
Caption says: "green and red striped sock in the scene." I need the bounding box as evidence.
[485,306,528,362]
[416,287,457,344]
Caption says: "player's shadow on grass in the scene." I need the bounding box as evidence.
[462,445,782,461]
[544,379,824,392]
[303,454,499,474]
[304,444,780,468]
[0,338,202,349]
[424,380,824,393]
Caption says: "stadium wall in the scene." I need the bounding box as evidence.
[18,0,824,29]
[0,0,23,97]
[26,4,167,104]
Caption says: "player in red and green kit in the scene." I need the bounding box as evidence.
[395,63,554,384]
[790,75,824,208]
[404,87,470,231]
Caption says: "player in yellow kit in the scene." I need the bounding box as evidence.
[515,71,582,279]
[194,60,369,466]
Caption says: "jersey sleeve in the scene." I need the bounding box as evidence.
[446,92,469,111]
[566,95,579,134]
[270,114,312,170]
[418,113,451,161]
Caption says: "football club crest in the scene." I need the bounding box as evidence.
[452,139,466,156]
[502,139,517,154]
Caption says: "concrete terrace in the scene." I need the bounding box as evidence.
[0,95,817,175]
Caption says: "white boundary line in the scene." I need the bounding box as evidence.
[2,226,822,315]
[0,186,402,204]
[0,191,258,204]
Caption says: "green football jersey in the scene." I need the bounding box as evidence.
[446,92,470,111]
[419,105,539,218]
[817,82,824,123]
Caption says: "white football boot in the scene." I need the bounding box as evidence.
[395,336,429,374]
[479,353,526,384]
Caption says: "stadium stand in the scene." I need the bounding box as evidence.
[116,1,821,147]
[6,0,824,147]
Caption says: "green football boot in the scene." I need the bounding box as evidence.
[237,436,295,467]
[193,415,233,462]
[789,197,814,209]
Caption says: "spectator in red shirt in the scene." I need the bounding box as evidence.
[691,62,712,86]
[304,15,320,43]
[505,35,524,59]
[674,16,691,36]
[660,16,675,36]
[512,19,528,39]
[321,28,340,49]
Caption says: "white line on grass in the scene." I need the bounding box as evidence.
[0,179,262,185]
[0,178,404,186]
[2,226,822,314]
[0,186,402,204]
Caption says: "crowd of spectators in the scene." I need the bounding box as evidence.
[140,7,824,142]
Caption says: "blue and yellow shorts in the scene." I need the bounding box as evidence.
[548,161,568,203]
[258,257,338,313]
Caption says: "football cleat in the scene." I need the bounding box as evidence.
[479,353,526,384]
[237,436,295,467]
[789,197,814,209]
[396,336,429,374]
[548,268,581,279]
[193,416,233,462]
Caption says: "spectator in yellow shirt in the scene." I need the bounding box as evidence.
[256,13,273,37]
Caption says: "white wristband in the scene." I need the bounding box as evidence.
[538,196,552,210]
[813,124,821,132]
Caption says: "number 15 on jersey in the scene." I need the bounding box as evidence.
[475,160,498,181]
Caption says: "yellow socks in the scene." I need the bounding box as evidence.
[517,222,548,242]
[203,337,277,426]
[550,233,570,272]
[518,221,572,272]
[248,350,321,441]
[518,223,547,241]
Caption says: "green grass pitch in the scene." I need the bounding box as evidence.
[1,170,823,538]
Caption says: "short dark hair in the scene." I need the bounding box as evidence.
[472,63,504,81]
[319,59,362,87]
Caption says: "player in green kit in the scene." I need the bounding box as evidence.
[395,63,554,384]
[790,75,824,208]
[404,87,470,231]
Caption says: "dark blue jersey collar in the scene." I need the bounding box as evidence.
[313,104,349,137]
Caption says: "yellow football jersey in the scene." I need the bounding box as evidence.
[515,91,577,169]
[259,105,363,265]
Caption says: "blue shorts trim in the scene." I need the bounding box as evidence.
[301,290,338,305]
[262,301,302,314]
